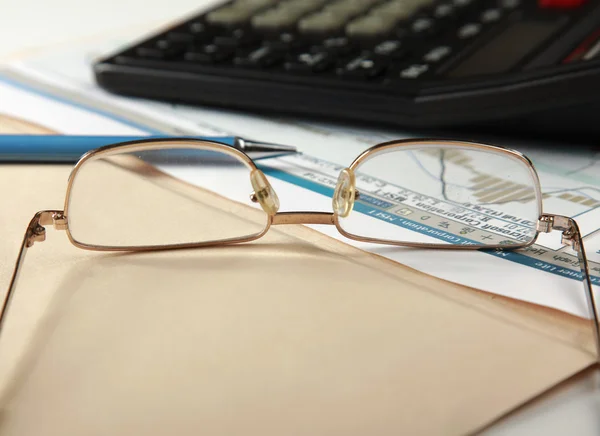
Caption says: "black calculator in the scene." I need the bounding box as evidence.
[94,0,600,137]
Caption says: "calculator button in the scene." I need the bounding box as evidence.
[298,13,348,34]
[214,29,261,48]
[207,0,278,26]
[374,40,407,59]
[411,17,437,35]
[313,0,383,36]
[167,22,218,45]
[423,45,452,62]
[280,33,300,45]
[265,33,307,51]
[184,44,236,63]
[499,0,520,8]
[137,40,186,59]
[339,54,388,78]
[206,7,255,26]
[285,52,334,73]
[369,0,420,22]
[433,3,456,19]
[316,37,357,55]
[453,0,474,7]
[399,63,429,79]
[324,0,378,16]
[480,8,503,22]
[346,15,399,39]
[189,21,209,34]
[457,23,481,39]
[345,0,422,40]
[234,46,285,68]
[253,0,327,31]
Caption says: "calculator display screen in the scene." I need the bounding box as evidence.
[448,21,563,78]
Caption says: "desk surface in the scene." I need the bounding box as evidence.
[1,1,599,434]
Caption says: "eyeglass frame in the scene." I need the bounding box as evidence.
[4,137,599,359]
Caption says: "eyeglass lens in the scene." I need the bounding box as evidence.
[335,144,541,248]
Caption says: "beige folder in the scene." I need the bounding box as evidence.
[0,162,596,436]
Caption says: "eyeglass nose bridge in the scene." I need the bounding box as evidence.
[250,167,359,226]
[250,168,359,226]
[249,169,336,225]
[271,212,335,225]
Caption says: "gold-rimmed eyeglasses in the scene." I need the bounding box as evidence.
[4,137,599,358]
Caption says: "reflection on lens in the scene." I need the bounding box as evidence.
[335,143,541,247]
[66,142,270,248]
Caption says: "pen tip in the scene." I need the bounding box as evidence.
[237,138,297,154]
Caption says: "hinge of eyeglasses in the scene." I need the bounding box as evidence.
[25,210,67,248]
[537,214,580,251]
[27,223,46,248]
[52,212,68,231]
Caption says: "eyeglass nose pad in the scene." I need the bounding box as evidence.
[333,168,356,218]
[250,169,280,215]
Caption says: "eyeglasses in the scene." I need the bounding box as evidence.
[4,138,599,358]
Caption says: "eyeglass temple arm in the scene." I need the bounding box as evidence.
[0,211,66,335]
[538,214,600,360]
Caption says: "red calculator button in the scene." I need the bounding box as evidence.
[538,0,586,8]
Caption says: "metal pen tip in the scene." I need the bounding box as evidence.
[234,137,298,154]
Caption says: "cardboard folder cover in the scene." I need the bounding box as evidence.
[0,162,595,436]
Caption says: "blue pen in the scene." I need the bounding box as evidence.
[0,135,297,162]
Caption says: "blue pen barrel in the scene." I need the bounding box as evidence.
[0,135,237,162]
